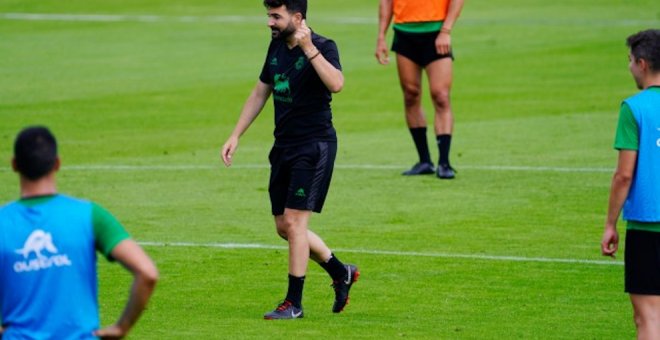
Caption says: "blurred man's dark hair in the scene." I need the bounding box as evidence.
[14,126,58,180]
[263,0,307,19]
[627,29,660,71]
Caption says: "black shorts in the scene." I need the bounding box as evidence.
[625,229,660,295]
[268,141,337,215]
[391,29,454,67]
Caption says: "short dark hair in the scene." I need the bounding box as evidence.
[14,126,58,180]
[627,29,660,72]
[263,0,307,19]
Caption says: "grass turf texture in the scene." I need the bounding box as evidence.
[1,0,658,338]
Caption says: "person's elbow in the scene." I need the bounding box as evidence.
[328,76,344,93]
[138,262,159,288]
[320,67,344,93]
[613,171,634,187]
[145,267,159,287]
[329,83,343,93]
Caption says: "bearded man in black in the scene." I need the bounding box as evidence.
[221,0,359,320]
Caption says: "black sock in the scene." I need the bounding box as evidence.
[319,253,347,281]
[285,274,305,308]
[409,127,432,164]
[436,134,452,167]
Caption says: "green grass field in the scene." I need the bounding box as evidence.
[1,0,659,338]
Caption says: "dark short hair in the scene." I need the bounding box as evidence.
[14,126,58,180]
[627,29,660,72]
[263,0,307,19]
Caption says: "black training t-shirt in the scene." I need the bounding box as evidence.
[259,32,341,147]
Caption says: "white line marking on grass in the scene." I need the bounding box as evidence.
[0,13,250,23]
[458,165,613,173]
[49,164,611,173]
[0,12,372,25]
[63,164,219,171]
[0,163,613,173]
[139,241,623,266]
[1,13,657,27]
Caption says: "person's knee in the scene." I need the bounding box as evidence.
[633,310,644,329]
[275,217,291,239]
[431,88,451,111]
[275,227,288,240]
[275,214,306,239]
[401,84,422,107]
[633,306,660,331]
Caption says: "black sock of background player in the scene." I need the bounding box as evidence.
[409,127,432,164]
[437,134,452,167]
[285,274,305,308]
[319,253,348,281]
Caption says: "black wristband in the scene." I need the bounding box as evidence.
[308,51,321,60]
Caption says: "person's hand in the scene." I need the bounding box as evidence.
[221,135,239,167]
[94,324,128,340]
[294,19,313,52]
[435,31,451,55]
[375,38,389,65]
[601,225,619,258]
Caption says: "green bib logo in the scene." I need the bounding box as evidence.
[273,73,292,103]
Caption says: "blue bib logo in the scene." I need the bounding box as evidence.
[14,230,72,273]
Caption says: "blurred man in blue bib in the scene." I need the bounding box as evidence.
[0,126,158,339]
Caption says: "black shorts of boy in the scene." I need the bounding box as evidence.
[625,228,660,295]
[268,141,337,216]
[391,28,454,67]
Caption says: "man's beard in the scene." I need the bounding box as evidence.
[271,22,296,40]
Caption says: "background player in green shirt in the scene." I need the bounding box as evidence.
[601,29,660,339]
[375,0,465,179]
